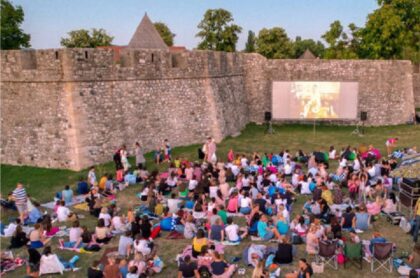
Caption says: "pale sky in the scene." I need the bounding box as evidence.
[12,0,378,50]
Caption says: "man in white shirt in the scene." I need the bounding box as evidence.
[57,200,70,222]
[167,193,181,214]
[225,217,247,242]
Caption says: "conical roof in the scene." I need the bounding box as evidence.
[128,13,168,50]
[299,49,317,59]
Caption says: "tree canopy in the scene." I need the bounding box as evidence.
[244,30,256,53]
[154,22,175,47]
[60,28,113,48]
[256,27,293,59]
[0,0,30,50]
[196,9,242,52]
[292,36,325,58]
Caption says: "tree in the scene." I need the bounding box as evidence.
[292,36,325,58]
[60,28,113,48]
[154,22,175,47]
[196,9,242,52]
[244,30,256,52]
[358,0,420,62]
[0,0,30,49]
[321,20,359,59]
[256,27,293,59]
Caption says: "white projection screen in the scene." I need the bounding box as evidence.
[272,81,359,120]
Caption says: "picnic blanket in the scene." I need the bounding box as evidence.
[41,195,87,210]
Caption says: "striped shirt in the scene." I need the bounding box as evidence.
[12,187,27,205]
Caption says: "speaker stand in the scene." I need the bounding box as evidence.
[265,121,276,134]
[351,123,364,137]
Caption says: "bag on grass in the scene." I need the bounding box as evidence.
[399,217,411,233]
[311,262,324,274]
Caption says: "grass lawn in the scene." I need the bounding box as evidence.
[1,123,419,277]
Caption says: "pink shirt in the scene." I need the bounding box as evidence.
[185,168,193,180]
[227,196,238,212]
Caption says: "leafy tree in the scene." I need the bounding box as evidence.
[244,30,256,52]
[256,27,293,59]
[292,36,325,58]
[322,20,358,59]
[358,0,420,62]
[60,28,113,48]
[0,0,30,49]
[196,9,242,52]
[154,22,175,47]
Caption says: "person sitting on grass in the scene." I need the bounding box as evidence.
[59,220,83,250]
[209,218,225,242]
[210,251,236,278]
[95,218,112,244]
[274,237,295,264]
[29,223,51,248]
[224,217,247,243]
[128,253,146,276]
[284,258,313,278]
[103,256,121,278]
[192,229,208,258]
[87,260,103,278]
[178,255,199,278]
[9,224,28,249]
[257,215,282,241]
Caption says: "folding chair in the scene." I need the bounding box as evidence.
[371,242,393,273]
[344,242,363,269]
[316,240,338,270]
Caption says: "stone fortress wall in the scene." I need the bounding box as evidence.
[1,48,417,170]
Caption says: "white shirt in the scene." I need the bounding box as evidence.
[231,165,240,176]
[240,197,251,208]
[133,239,151,256]
[242,177,250,188]
[3,223,17,237]
[167,199,181,214]
[329,150,336,160]
[225,224,240,241]
[69,227,82,242]
[241,158,248,167]
[284,163,292,175]
[111,216,125,231]
[300,182,311,194]
[188,180,198,191]
[57,206,70,222]
[269,173,278,183]
[99,213,111,227]
[209,186,218,199]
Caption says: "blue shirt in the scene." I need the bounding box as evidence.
[277,220,289,235]
[257,221,268,238]
[62,189,73,205]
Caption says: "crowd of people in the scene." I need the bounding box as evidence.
[1,137,420,278]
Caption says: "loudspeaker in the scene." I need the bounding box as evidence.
[360,111,367,121]
[264,112,272,122]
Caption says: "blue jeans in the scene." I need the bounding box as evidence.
[240,207,251,214]
[413,215,420,242]
[263,231,274,240]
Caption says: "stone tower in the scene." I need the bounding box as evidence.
[128,13,168,50]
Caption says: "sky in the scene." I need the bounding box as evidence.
[12,0,379,50]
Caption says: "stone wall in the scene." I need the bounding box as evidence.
[0,48,416,170]
[0,49,248,169]
[413,64,420,108]
[251,59,415,125]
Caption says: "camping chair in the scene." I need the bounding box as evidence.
[316,240,338,270]
[344,242,363,269]
[371,243,394,273]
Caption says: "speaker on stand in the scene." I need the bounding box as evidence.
[351,111,367,136]
[264,111,276,134]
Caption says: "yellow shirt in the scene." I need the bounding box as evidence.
[98,177,107,190]
[322,190,333,206]
[192,237,207,252]
[416,198,420,216]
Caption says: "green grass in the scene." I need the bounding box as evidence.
[1,123,419,277]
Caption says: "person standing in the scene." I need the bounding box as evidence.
[135,142,146,169]
[413,197,420,243]
[88,167,97,188]
[163,139,171,162]
[120,145,131,172]
[12,183,28,223]
[385,137,398,156]
[206,137,217,164]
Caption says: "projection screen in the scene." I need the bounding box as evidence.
[272,81,359,120]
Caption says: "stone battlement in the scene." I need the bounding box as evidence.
[0,47,417,170]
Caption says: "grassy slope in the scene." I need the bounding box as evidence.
[1,123,419,277]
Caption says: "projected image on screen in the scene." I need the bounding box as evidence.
[272,81,358,120]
